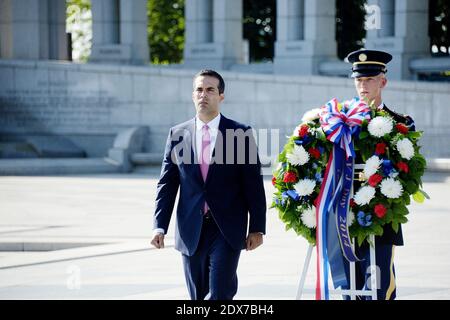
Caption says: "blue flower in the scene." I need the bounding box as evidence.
[286,190,300,201]
[294,136,311,145]
[357,211,372,227]
[382,159,393,176]
[315,172,323,182]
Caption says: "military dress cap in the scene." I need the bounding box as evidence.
[346,49,392,78]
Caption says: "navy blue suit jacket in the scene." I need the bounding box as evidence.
[153,114,267,256]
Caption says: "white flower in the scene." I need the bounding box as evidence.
[300,206,316,228]
[354,186,376,206]
[380,178,403,199]
[363,156,382,178]
[294,179,316,196]
[286,145,310,166]
[396,138,415,160]
[301,108,321,122]
[347,210,355,226]
[368,116,393,137]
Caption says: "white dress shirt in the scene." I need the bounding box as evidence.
[195,113,221,164]
[153,114,221,236]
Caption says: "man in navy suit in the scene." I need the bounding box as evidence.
[151,69,266,300]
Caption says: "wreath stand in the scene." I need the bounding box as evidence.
[295,234,377,300]
[295,164,378,300]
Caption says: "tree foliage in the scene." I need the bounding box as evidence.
[335,0,366,60]
[429,0,450,56]
[66,0,92,62]
[243,0,276,62]
[147,0,185,64]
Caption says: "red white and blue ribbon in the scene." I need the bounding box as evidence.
[315,97,371,300]
[320,98,371,159]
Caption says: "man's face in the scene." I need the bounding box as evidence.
[354,74,387,105]
[192,75,224,118]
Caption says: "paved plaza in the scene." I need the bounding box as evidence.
[0,168,449,300]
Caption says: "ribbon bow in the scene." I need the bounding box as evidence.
[320,98,371,159]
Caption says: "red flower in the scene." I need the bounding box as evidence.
[350,198,356,208]
[396,161,409,173]
[368,174,383,187]
[272,177,277,186]
[375,142,387,155]
[298,125,309,138]
[308,147,321,159]
[396,123,409,134]
[374,204,387,218]
[283,171,298,183]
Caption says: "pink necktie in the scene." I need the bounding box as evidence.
[200,124,210,213]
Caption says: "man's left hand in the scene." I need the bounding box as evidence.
[246,232,263,251]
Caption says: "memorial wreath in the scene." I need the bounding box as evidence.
[272,97,428,248]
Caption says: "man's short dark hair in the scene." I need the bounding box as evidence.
[194,69,225,94]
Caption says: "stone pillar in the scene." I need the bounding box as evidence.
[0,0,67,60]
[119,0,149,65]
[183,0,244,70]
[365,0,429,80]
[274,0,337,75]
[48,0,69,60]
[90,0,149,65]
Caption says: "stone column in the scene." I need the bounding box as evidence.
[183,0,244,70]
[119,0,149,65]
[274,0,337,75]
[0,0,67,60]
[90,0,149,65]
[48,0,69,60]
[365,0,429,80]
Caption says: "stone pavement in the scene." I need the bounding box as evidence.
[0,168,449,300]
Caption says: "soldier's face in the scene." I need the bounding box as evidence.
[354,74,387,105]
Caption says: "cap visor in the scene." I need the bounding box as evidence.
[351,70,383,78]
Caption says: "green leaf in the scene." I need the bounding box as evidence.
[315,129,326,141]
[408,131,422,139]
[392,203,409,216]
[357,233,366,247]
[391,221,399,233]
[412,190,425,203]
[420,189,430,200]
[359,131,369,139]
[398,216,408,224]
[405,180,419,194]
[373,224,384,236]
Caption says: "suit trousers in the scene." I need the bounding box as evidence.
[181,213,241,300]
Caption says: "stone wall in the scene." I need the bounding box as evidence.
[1,60,449,159]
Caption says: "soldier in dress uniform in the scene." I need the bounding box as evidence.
[343,49,415,300]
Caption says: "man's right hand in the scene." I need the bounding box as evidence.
[151,233,165,249]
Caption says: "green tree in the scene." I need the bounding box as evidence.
[147,0,185,64]
[66,0,92,62]
[243,0,276,62]
[335,0,366,60]
[429,0,450,56]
